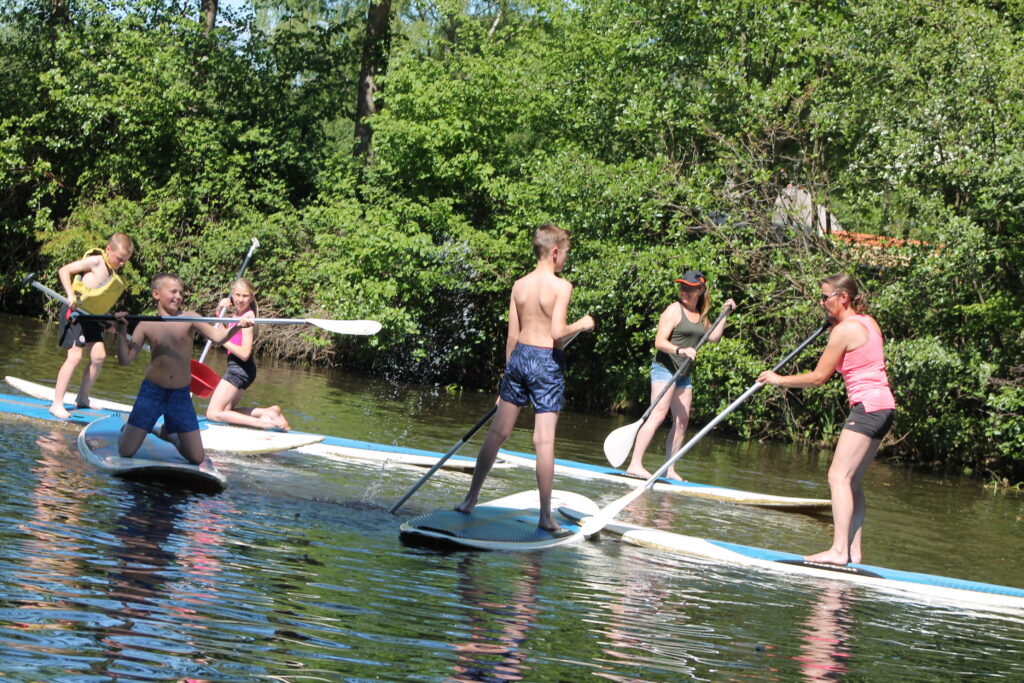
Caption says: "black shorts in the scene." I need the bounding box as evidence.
[56,304,105,349]
[842,403,894,440]
[223,355,257,390]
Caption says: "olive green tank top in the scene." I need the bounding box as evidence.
[654,305,706,372]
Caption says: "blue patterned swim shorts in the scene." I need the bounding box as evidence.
[499,343,566,414]
[127,378,200,435]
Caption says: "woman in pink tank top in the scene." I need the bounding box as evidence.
[758,274,895,567]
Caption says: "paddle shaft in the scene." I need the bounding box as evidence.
[198,237,260,364]
[583,320,831,536]
[79,313,330,326]
[635,305,733,425]
[387,331,583,514]
[23,275,95,314]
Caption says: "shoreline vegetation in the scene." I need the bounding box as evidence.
[1,1,1021,484]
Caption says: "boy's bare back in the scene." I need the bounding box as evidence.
[510,269,574,348]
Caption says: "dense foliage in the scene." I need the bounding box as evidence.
[2,0,1022,482]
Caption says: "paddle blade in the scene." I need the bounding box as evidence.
[603,419,642,468]
[579,485,646,538]
[310,319,382,336]
[190,359,220,398]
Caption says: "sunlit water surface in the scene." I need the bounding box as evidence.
[0,313,1022,681]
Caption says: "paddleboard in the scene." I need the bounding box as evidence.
[78,415,227,493]
[5,375,133,412]
[3,378,324,454]
[498,448,831,513]
[559,507,1024,613]
[296,435,511,473]
[400,489,598,551]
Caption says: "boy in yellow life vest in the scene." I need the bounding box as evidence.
[49,232,134,419]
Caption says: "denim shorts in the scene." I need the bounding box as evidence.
[650,361,693,390]
[127,378,200,435]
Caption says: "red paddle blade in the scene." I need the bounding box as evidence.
[190,359,219,398]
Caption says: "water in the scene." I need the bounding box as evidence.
[1,312,1022,681]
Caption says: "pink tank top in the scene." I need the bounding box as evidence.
[835,314,895,412]
[226,323,243,356]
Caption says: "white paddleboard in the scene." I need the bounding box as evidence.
[559,507,1024,614]
[296,441,512,473]
[497,448,831,512]
[78,415,227,493]
[5,376,324,454]
[400,489,598,551]
[6,375,133,412]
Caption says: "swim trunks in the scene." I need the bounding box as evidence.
[649,360,693,390]
[222,354,257,390]
[56,303,105,349]
[499,343,566,414]
[127,378,200,435]
[842,403,894,440]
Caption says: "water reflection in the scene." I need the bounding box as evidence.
[794,584,855,681]
[448,554,541,682]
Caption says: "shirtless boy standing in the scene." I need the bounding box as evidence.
[114,273,252,465]
[455,223,595,531]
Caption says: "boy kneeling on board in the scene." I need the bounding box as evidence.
[113,273,252,465]
[456,223,595,532]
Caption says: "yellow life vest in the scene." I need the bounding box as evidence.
[71,248,126,314]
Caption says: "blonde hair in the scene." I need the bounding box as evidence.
[821,273,868,313]
[230,278,258,316]
[533,223,571,259]
[107,233,134,255]
[150,273,183,290]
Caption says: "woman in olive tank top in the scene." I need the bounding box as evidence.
[625,270,735,480]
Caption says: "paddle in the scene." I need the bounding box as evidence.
[603,304,734,468]
[72,312,383,336]
[22,273,90,313]
[387,331,582,515]
[579,320,831,539]
[197,237,260,365]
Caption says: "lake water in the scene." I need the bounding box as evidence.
[0,312,1022,681]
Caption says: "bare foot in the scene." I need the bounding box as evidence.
[49,403,72,419]
[153,426,182,449]
[625,466,652,479]
[258,414,290,431]
[538,515,563,533]
[804,549,850,566]
[454,496,477,514]
[665,469,686,482]
[75,398,94,410]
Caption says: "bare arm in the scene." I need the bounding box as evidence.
[758,321,860,388]
[549,281,594,343]
[706,298,737,343]
[58,254,103,307]
[115,315,146,366]
[653,304,686,356]
[505,294,521,363]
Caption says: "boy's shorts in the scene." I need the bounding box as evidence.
[842,403,894,440]
[127,378,200,435]
[499,343,565,414]
[57,303,105,349]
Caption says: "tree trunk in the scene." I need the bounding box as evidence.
[353,0,393,160]
[201,0,218,36]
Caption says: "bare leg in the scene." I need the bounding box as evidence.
[456,399,520,513]
[50,346,84,418]
[533,411,561,531]
[805,430,880,565]
[625,381,673,478]
[206,380,289,430]
[663,386,692,481]
[118,423,150,458]
[172,430,206,465]
[76,341,106,408]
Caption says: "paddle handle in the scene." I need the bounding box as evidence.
[22,274,97,314]
[387,331,584,514]
[637,304,734,423]
[387,404,498,514]
[583,320,829,537]
[198,237,260,364]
